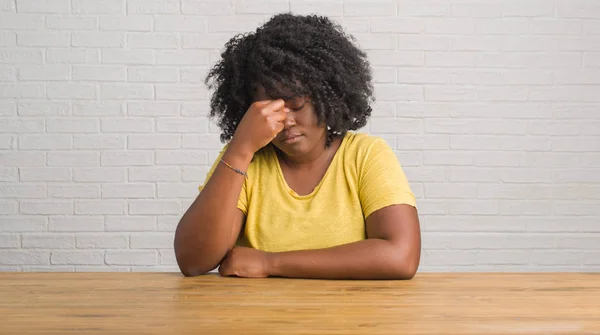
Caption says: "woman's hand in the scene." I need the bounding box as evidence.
[228,100,289,158]
[219,247,272,278]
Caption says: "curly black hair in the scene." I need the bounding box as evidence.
[205,13,374,146]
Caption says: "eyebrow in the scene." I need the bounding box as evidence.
[279,94,297,101]
[286,97,307,107]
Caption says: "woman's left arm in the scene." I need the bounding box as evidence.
[268,203,420,279]
[219,203,421,280]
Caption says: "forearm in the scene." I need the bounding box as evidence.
[266,238,419,280]
[174,146,251,276]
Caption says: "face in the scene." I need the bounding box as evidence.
[252,85,327,157]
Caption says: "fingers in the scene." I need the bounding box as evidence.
[219,262,235,277]
[265,110,287,126]
[269,125,282,141]
[252,99,275,108]
[264,105,288,124]
[218,251,231,276]
[261,99,286,113]
[254,99,288,139]
[272,107,289,123]
[275,121,285,134]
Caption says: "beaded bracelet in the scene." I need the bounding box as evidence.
[220,159,248,179]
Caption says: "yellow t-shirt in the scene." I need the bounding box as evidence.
[199,132,416,253]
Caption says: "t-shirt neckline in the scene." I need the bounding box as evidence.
[271,132,350,200]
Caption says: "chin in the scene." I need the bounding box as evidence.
[274,137,308,156]
[274,143,304,157]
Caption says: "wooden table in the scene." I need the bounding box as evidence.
[1,272,599,334]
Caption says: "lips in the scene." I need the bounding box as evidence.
[280,133,302,143]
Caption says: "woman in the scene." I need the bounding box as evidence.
[174,13,421,280]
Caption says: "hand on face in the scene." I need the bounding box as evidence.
[229,99,289,157]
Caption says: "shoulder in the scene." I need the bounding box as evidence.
[341,132,407,184]
[342,131,395,162]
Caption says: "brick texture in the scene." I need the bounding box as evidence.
[1,0,599,272]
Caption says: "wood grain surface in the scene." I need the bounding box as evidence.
[1,272,599,334]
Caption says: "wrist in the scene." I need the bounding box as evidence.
[226,138,255,163]
[223,144,254,172]
[265,251,280,277]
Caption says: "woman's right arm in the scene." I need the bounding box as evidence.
[174,99,288,277]
[174,145,252,277]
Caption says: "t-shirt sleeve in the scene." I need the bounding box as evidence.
[358,138,416,218]
[198,145,249,215]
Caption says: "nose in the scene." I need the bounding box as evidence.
[283,112,296,129]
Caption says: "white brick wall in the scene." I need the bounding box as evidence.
[1,0,599,273]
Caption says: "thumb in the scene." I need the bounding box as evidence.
[253,100,273,108]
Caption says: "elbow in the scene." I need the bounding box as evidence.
[391,248,420,280]
[176,256,217,277]
[174,240,227,277]
[174,222,220,277]
[174,244,220,277]
[179,266,200,277]
[396,262,418,280]
[386,260,418,280]
[179,265,207,277]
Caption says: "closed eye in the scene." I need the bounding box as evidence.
[290,104,305,112]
